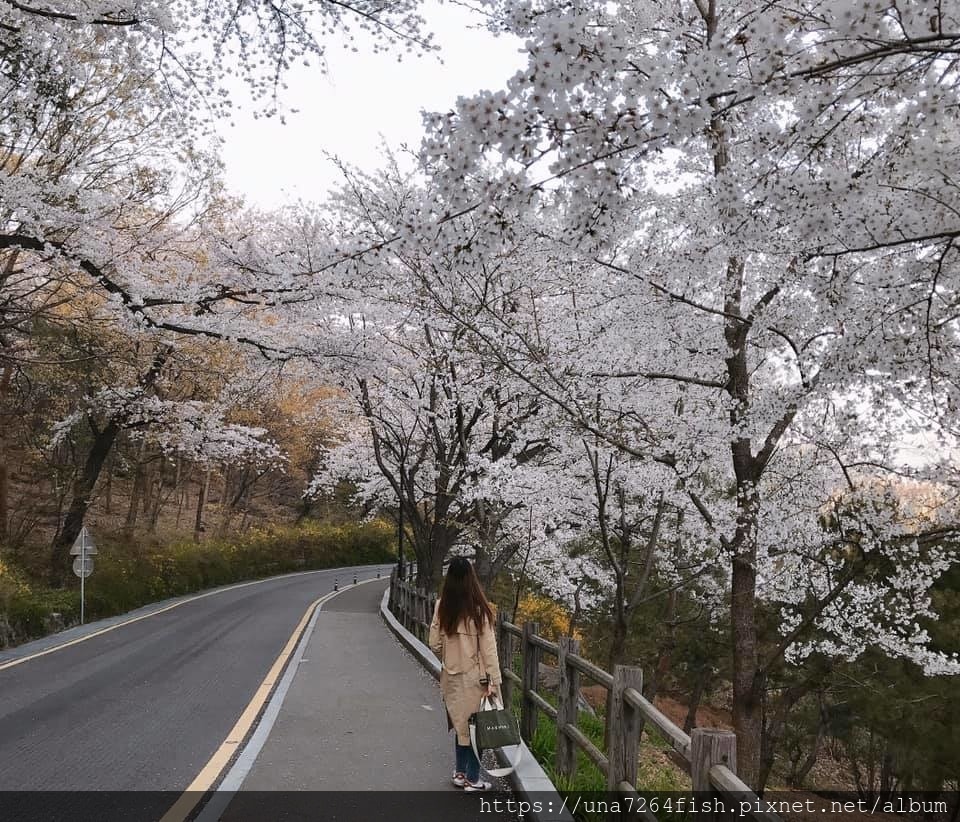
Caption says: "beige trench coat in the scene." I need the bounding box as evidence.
[428,600,502,745]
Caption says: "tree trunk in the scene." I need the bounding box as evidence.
[0,440,7,544]
[683,667,709,734]
[294,496,314,524]
[218,467,233,536]
[140,461,153,525]
[124,441,147,532]
[193,468,210,543]
[759,677,822,793]
[646,590,678,702]
[474,541,494,586]
[0,255,18,542]
[175,489,185,530]
[604,608,628,748]
[413,513,456,591]
[0,363,11,543]
[568,579,584,637]
[607,613,628,672]
[173,457,184,529]
[103,450,115,514]
[789,711,827,788]
[51,419,121,580]
[731,549,763,788]
[220,467,230,506]
[148,467,166,533]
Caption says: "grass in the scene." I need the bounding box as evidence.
[504,668,692,822]
[0,520,395,647]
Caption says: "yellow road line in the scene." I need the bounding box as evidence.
[160,577,383,822]
[0,569,371,673]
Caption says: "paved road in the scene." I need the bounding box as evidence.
[0,564,389,795]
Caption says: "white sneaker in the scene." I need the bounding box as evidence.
[464,778,492,792]
[452,772,466,787]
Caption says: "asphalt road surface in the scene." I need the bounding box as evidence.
[0,564,390,794]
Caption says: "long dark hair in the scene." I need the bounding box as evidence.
[438,556,494,635]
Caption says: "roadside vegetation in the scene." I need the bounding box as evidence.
[0,521,394,647]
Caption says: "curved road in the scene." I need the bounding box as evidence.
[0,564,390,795]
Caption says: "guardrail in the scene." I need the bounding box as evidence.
[389,567,781,822]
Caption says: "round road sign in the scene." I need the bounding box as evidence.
[72,556,94,579]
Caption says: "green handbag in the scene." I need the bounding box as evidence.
[469,695,523,776]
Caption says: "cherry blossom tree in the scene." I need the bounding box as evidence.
[0,0,435,370]
[47,334,284,569]
[302,166,551,589]
[376,0,960,786]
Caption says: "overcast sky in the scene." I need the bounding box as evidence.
[218,2,525,209]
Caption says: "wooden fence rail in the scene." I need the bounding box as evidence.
[388,568,781,822]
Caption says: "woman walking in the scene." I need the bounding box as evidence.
[429,556,502,791]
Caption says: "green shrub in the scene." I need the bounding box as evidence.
[505,674,690,822]
[0,520,395,648]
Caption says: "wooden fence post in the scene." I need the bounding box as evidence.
[691,728,737,820]
[520,621,540,743]
[417,588,426,641]
[407,584,415,634]
[497,613,514,710]
[410,585,420,639]
[606,665,644,792]
[556,635,581,779]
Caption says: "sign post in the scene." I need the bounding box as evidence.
[70,527,97,625]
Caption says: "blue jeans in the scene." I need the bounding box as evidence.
[455,740,480,782]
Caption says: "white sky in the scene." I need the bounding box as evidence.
[218,2,525,209]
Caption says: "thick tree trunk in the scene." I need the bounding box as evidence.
[474,550,493,585]
[51,419,121,580]
[415,521,455,592]
[727,306,764,788]
[731,549,763,788]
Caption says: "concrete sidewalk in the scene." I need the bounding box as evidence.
[218,580,520,821]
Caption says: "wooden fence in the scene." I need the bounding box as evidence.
[389,566,781,822]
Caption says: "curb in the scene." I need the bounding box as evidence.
[380,586,575,822]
